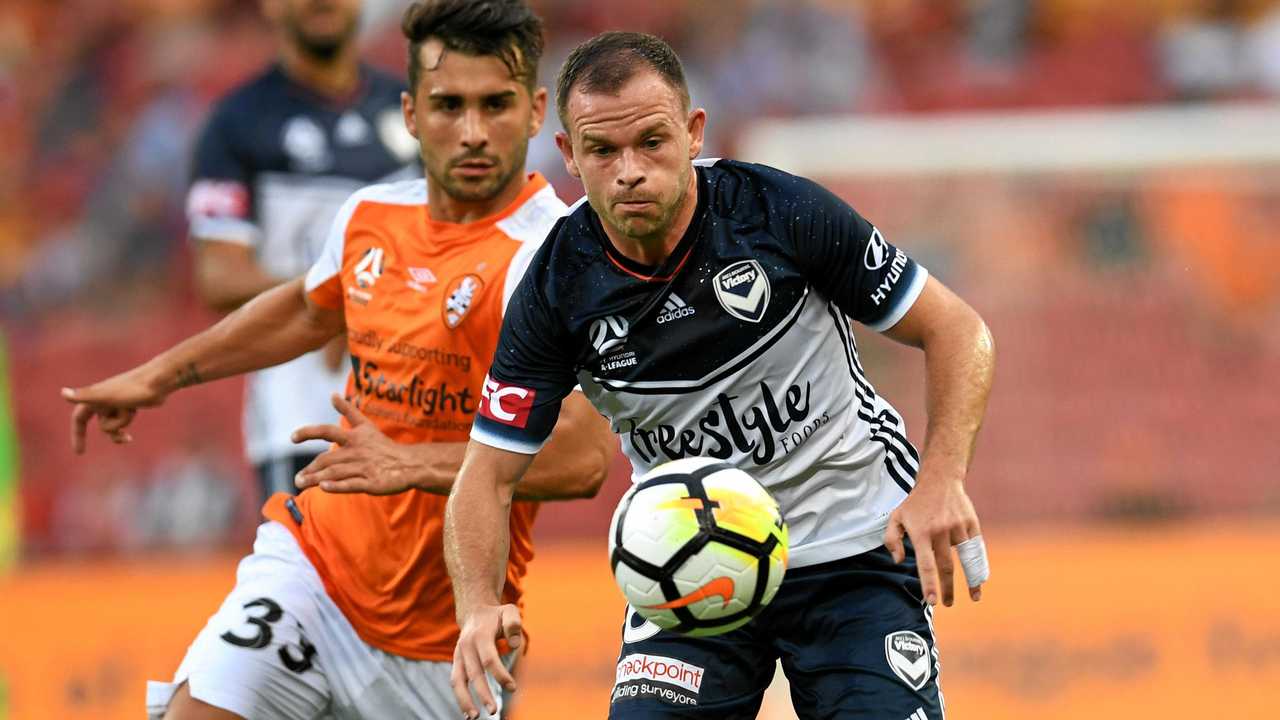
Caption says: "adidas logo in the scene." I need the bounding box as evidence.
[655,293,696,324]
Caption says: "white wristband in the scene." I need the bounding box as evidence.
[955,535,990,587]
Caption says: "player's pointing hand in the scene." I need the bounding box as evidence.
[292,394,417,494]
[61,366,169,454]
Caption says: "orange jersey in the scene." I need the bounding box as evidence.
[261,174,566,660]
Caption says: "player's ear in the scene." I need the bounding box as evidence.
[555,131,581,179]
[686,108,707,160]
[401,90,419,140]
[528,86,548,139]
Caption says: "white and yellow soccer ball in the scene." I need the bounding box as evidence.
[608,457,788,637]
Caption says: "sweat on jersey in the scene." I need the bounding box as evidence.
[472,159,928,569]
[185,63,419,464]
[261,173,566,660]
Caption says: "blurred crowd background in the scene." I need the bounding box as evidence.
[7,0,1280,320]
[1,1,1279,718]
[7,0,1279,557]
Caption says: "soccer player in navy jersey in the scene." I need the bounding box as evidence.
[446,32,995,720]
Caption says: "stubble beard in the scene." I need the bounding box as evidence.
[429,140,528,205]
[610,166,691,249]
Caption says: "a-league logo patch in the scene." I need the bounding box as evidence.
[354,247,385,289]
[885,630,930,690]
[589,315,630,356]
[713,259,770,323]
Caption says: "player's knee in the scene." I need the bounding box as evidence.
[163,682,247,720]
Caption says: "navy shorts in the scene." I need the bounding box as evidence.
[253,452,317,504]
[608,544,944,720]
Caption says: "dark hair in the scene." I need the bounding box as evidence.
[555,31,690,129]
[401,0,544,93]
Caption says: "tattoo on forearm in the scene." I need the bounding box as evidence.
[175,362,203,388]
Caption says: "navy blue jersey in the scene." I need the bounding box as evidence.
[473,159,929,568]
[186,63,417,272]
[185,63,419,465]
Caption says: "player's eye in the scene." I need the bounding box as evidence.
[485,96,511,111]
[433,98,462,112]
[644,137,663,150]
[591,145,614,157]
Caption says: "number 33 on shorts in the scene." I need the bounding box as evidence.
[220,597,318,673]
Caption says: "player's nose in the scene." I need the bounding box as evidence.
[460,109,488,149]
[615,148,644,187]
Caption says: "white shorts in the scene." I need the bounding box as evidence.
[147,521,512,720]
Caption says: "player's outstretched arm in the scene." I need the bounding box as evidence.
[292,391,614,500]
[62,277,344,453]
[444,441,533,720]
[880,275,995,607]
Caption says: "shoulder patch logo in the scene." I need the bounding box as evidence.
[864,227,890,270]
[713,259,770,323]
[479,375,535,428]
[443,274,485,328]
[884,630,931,691]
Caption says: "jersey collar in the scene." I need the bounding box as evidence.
[421,172,550,241]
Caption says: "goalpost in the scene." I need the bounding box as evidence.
[740,103,1280,176]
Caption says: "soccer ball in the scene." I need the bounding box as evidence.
[608,457,788,637]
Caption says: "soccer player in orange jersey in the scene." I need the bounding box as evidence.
[187,0,416,506]
[61,2,613,719]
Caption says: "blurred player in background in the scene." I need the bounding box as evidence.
[446,32,995,720]
[63,2,614,718]
[187,0,420,502]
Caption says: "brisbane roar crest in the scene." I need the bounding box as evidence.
[442,274,485,329]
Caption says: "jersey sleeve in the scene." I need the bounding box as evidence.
[470,261,579,455]
[303,190,362,309]
[186,106,260,246]
[779,174,929,332]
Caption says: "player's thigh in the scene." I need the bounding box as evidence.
[774,546,944,720]
[150,592,330,720]
[148,526,331,720]
[162,681,247,720]
[608,604,775,719]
